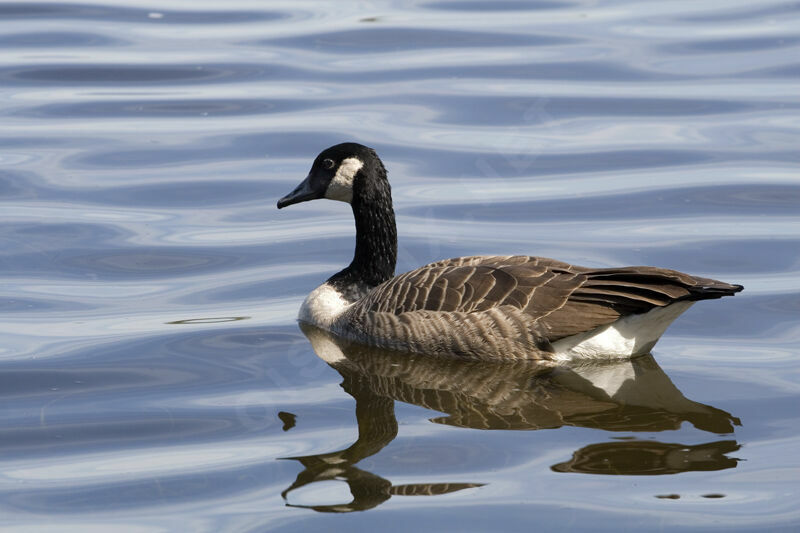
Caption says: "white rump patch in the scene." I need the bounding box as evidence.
[325,157,363,203]
[298,283,352,330]
[551,301,694,361]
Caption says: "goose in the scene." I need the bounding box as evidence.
[299,323,740,434]
[281,325,739,511]
[277,142,743,361]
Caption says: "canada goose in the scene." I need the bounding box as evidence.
[277,143,743,361]
[280,324,740,511]
[300,323,740,433]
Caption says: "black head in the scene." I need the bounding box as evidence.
[277,143,380,209]
[278,142,397,288]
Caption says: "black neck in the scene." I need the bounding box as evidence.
[328,158,397,294]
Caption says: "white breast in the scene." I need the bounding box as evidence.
[551,301,694,361]
[298,283,353,329]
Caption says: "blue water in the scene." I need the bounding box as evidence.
[1,1,799,530]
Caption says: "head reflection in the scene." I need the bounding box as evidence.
[280,324,740,512]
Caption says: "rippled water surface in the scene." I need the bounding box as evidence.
[2,1,799,530]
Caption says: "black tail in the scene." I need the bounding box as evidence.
[688,276,744,301]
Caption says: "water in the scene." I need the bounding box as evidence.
[1,0,799,530]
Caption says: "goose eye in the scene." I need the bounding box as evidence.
[322,158,335,170]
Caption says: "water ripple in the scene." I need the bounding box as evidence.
[0,31,126,47]
[0,2,284,23]
[423,1,576,11]
[260,27,577,51]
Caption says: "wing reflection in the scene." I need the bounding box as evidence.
[281,324,740,512]
[552,440,741,475]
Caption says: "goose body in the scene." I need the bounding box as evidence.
[278,143,742,361]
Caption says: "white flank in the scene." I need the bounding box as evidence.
[551,301,694,361]
[298,283,352,330]
[325,157,363,203]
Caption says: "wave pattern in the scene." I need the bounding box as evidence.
[1,0,799,530]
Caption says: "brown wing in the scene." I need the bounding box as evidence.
[354,255,742,342]
[540,265,742,339]
[359,255,582,314]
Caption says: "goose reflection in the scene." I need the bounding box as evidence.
[280,324,740,512]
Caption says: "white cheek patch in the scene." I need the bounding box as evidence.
[325,157,363,203]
